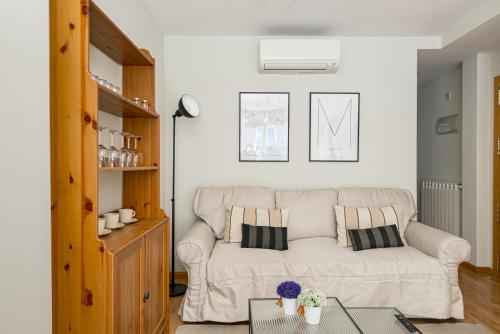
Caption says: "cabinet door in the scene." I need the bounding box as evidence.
[114,239,145,334]
[144,224,167,334]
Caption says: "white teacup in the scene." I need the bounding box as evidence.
[98,218,106,235]
[104,212,120,229]
[119,208,136,223]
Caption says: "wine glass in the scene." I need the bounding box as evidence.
[98,126,109,167]
[118,132,129,167]
[132,135,143,167]
[125,133,134,167]
[107,129,120,167]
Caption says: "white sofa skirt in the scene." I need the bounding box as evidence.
[179,235,464,322]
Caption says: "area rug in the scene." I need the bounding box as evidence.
[175,323,491,334]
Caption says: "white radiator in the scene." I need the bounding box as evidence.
[421,181,462,236]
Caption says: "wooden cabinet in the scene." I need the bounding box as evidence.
[144,225,168,334]
[107,219,168,334]
[113,239,144,334]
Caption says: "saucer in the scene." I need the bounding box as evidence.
[98,229,112,236]
[108,223,125,230]
[122,218,138,224]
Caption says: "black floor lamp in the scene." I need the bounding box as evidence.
[170,94,200,297]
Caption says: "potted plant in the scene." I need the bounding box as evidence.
[297,288,327,325]
[276,281,302,315]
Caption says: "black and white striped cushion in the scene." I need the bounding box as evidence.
[241,224,288,251]
[348,225,404,251]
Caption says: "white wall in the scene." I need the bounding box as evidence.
[417,66,462,187]
[165,36,432,271]
[0,1,51,333]
[475,53,493,267]
[491,49,500,75]
[90,45,124,214]
[461,51,497,267]
[461,55,479,265]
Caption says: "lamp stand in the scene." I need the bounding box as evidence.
[170,114,187,297]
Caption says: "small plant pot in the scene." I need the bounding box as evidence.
[282,298,297,315]
[304,306,322,325]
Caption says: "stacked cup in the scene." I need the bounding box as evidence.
[119,208,137,224]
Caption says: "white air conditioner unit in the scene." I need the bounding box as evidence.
[259,39,340,74]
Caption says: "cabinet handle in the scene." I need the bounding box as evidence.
[143,291,150,303]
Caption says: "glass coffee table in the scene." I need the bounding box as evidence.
[249,298,422,334]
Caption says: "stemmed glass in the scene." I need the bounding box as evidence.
[132,135,143,167]
[98,126,109,167]
[107,129,120,167]
[118,132,129,167]
[125,133,134,167]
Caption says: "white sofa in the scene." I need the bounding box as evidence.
[176,187,470,323]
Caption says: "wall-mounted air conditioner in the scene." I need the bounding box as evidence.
[259,39,340,74]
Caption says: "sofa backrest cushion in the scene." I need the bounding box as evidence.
[194,186,275,239]
[337,188,417,233]
[224,206,289,243]
[335,205,405,247]
[275,189,338,241]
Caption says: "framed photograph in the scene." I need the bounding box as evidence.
[239,92,289,162]
[309,92,360,162]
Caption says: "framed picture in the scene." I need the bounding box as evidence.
[309,92,360,162]
[239,92,289,162]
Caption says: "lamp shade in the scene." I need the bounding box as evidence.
[175,94,200,118]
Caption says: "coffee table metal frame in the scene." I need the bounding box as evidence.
[248,297,363,334]
[345,306,423,334]
[248,298,422,334]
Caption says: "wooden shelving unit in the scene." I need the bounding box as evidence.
[99,166,159,173]
[50,1,168,333]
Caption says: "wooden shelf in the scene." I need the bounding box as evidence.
[89,1,154,66]
[99,166,158,172]
[100,217,167,253]
[98,85,159,118]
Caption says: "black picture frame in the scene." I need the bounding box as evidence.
[309,92,360,162]
[239,92,290,162]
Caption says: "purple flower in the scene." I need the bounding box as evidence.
[277,281,302,299]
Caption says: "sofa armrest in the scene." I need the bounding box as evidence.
[177,220,216,266]
[176,220,216,322]
[405,221,470,319]
[404,221,470,265]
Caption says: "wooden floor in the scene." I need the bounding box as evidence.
[169,267,500,333]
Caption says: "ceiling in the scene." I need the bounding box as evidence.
[142,0,479,36]
[418,10,500,86]
[142,0,500,86]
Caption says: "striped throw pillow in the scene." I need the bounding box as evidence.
[241,224,288,251]
[224,206,289,243]
[335,205,404,248]
[348,225,404,251]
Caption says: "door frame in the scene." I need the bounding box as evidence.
[493,76,500,277]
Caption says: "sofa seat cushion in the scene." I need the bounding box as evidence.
[275,189,338,241]
[207,240,292,284]
[285,237,446,280]
[205,237,451,322]
[207,237,447,285]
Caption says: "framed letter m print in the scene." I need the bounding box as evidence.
[309,92,360,162]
